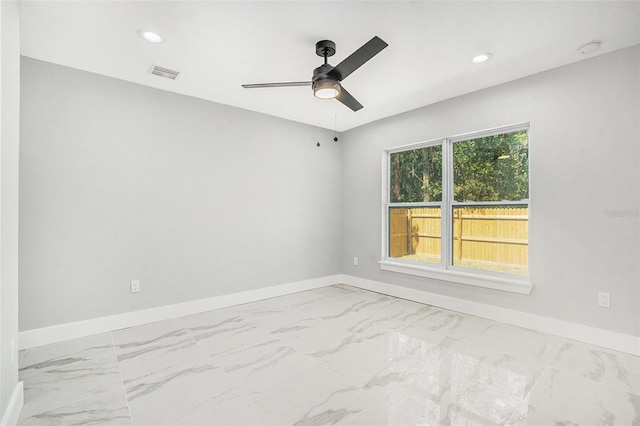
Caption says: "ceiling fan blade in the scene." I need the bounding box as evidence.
[336,86,363,111]
[242,81,311,89]
[327,36,388,81]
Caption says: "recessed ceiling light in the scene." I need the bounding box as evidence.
[471,53,492,64]
[138,30,163,43]
[578,41,601,55]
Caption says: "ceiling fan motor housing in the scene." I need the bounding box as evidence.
[312,64,335,82]
[312,64,340,98]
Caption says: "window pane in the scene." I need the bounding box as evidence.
[453,130,528,202]
[390,145,442,203]
[452,205,528,275]
[389,207,441,264]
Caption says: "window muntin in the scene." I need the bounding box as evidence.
[385,125,529,279]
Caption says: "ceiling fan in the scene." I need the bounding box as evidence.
[242,36,388,112]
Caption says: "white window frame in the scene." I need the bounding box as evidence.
[379,123,532,294]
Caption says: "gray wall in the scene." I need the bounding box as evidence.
[19,57,342,331]
[1,0,21,416]
[341,46,640,337]
[18,47,640,338]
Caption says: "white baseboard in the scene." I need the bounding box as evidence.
[1,381,23,426]
[19,273,640,357]
[339,274,640,356]
[19,275,340,350]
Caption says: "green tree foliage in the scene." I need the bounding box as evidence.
[390,130,528,203]
[390,145,442,202]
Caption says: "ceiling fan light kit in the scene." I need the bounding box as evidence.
[313,80,340,99]
[242,36,388,111]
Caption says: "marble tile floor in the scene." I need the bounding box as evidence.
[18,284,640,425]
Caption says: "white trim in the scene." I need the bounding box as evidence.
[19,273,639,356]
[382,127,532,288]
[448,122,530,143]
[340,274,640,356]
[378,260,532,294]
[19,275,340,350]
[386,137,444,155]
[1,381,23,426]
[381,149,389,261]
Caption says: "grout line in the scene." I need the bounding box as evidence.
[20,285,639,424]
[111,332,134,426]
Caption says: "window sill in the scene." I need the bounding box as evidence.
[378,260,532,294]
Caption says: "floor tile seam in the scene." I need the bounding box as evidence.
[110,332,135,426]
[505,402,571,425]
[310,287,348,297]
[226,372,282,419]
[519,370,583,426]
[211,345,321,403]
[447,332,565,370]
[321,360,379,393]
[20,378,126,421]
[329,291,371,304]
[292,384,373,426]
[203,355,256,406]
[404,313,495,344]
[223,373,263,409]
[179,398,279,426]
[441,340,553,404]
[183,312,265,338]
[351,290,398,310]
[123,369,247,426]
[357,301,407,321]
[384,333,462,369]
[227,396,280,426]
[177,314,255,371]
[187,323,288,370]
[18,346,118,390]
[353,391,392,422]
[524,340,574,401]
[179,324,225,369]
[543,363,640,397]
[551,339,640,378]
[244,357,350,406]
[442,402,503,426]
[19,343,120,379]
[312,286,364,297]
[556,335,640,360]
[18,387,132,424]
[294,330,365,362]
[256,367,369,426]
[250,402,280,426]
[472,336,560,402]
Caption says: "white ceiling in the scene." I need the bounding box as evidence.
[19,1,640,132]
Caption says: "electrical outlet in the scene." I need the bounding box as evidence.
[131,280,140,293]
[598,292,610,308]
[353,257,359,266]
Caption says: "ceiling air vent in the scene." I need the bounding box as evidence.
[150,65,180,80]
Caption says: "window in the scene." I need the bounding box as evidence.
[381,124,530,293]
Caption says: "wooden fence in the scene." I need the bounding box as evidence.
[389,206,528,274]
